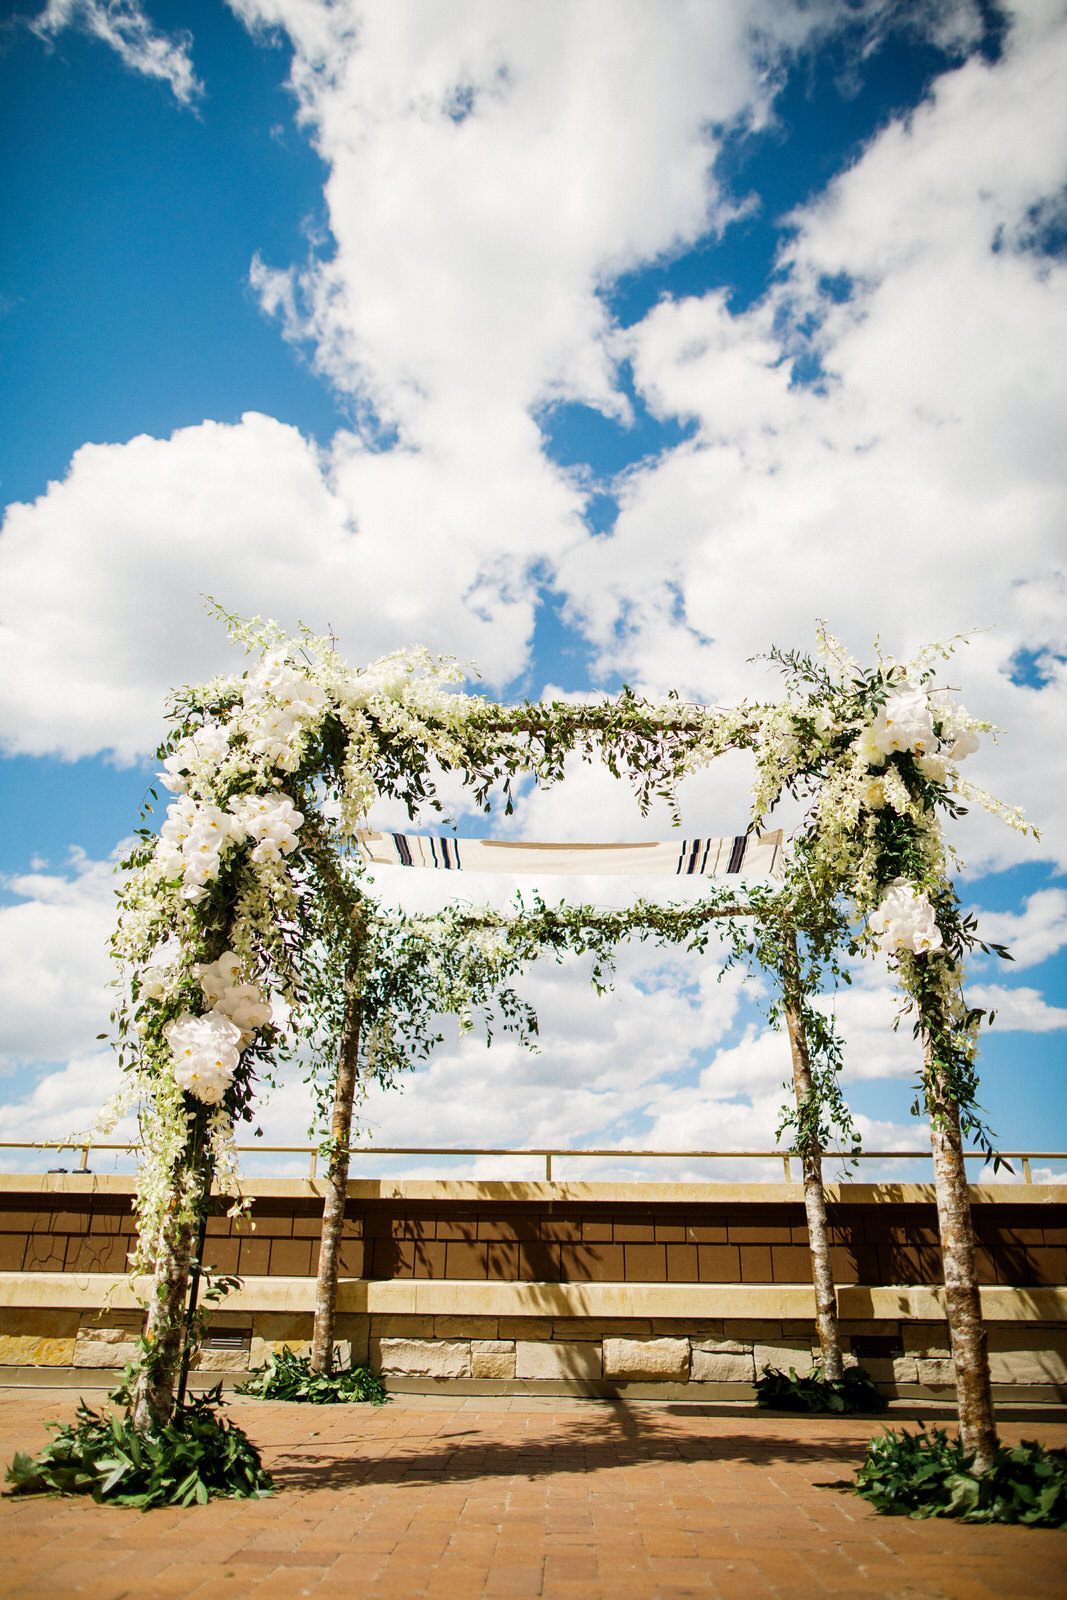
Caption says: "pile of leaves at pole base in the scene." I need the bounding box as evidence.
[236,1344,389,1404]
[852,1424,1067,1527]
[755,1362,887,1414]
[5,1382,273,1509]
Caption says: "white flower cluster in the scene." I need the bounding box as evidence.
[155,791,304,900]
[164,1011,242,1105]
[241,648,328,771]
[162,952,273,1104]
[861,683,981,770]
[159,725,232,794]
[196,950,273,1036]
[229,793,305,866]
[868,879,944,955]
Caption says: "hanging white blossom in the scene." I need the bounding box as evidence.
[164,1011,243,1104]
[871,685,937,755]
[868,879,944,955]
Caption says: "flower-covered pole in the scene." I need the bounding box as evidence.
[310,936,364,1375]
[778,927,844,1383]
[131,1108,212,1432]
[925,1030,996,1473]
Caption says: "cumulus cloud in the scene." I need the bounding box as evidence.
[0,849,119,1069]
[966,983,1067,1032]
[32,0,202,104]
[555,0,1067,871]
[3,0,976,764]
[967,888,1067,968]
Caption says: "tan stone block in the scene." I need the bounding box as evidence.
[191,1347,250,1372]
[915,1357,956,1385]
[498,1317,554,1341]
[0,1333,77,1366]
[987,1346,1067,1385]
[377,1338,472,1377]
[79,1321,141,1342]
[251,1313,313,1343]
[334,1314,370,1367]
[603,1336,689,1381]
[73,1337,139,1368]
[371,1314,436,1338]
[730,1321,783,1339]
[690,1348,754,1383]
[471,1340,515,1379]
[692,1337,750,1355]
[890,1356,919,1383]
[515,1340,602,1379]
[902,1324,950,1358]
[249,1337,313,1367]
[753,1341,814,1378]
[434,1317,497,1339]
[0,1309,80,1338]
[651,1318,722,1338]
[552,1319,651,1341]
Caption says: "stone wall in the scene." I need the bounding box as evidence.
[1,1174,1065,1399]
[3,1181,1065,1286]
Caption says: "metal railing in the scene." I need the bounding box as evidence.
[1,1141,1064,1183]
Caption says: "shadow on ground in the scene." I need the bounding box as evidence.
[258,1401,875,1493]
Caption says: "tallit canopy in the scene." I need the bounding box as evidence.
[354,829,784,878]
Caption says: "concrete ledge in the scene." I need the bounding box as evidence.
[2,1173,1064,1204]
[2,1272,1065,1322]
[2,1367,1064,1404]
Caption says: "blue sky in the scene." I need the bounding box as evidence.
[1,0,1065,1177]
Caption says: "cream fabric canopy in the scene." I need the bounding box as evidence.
[354,829,784,878]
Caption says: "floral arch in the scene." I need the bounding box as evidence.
[104,616,1026,1471]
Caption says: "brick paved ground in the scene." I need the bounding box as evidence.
[0,1392,1064,1600]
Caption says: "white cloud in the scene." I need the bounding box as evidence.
[966,983,1067,1031]
[32,0,202,105]
[2,0,937,762]
[0,850,119,1069]
[0,413,555,759]
[966,888,1067,968]
[555,0,1067,872]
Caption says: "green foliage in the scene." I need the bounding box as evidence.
[852,1425,1067,1526]
[236,1345,389,1404]
[5,1386,272,1509]
[755,1362,887,1414]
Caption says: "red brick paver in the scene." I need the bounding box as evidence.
[1,1392,1064,1599]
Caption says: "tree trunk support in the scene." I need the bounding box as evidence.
[925,1039,997,1473]
[780,928,844,1383]
[132,1139,209,1432]
[311,947,363,1374]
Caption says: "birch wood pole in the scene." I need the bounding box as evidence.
[310,944,363,1375]
[924,1036,997,1474]
[780,928,845,1383]
[132,1141,210,1431]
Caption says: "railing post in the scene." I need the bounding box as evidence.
[545,1152,552,1182]
[782,1154,792,1183]
[78,1146,90,1171]
[1022,1155,1032,1184]
[309,1149,317,1179]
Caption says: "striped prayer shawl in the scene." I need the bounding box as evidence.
[354,829,784,879]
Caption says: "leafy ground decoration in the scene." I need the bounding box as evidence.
[755,1363,887,1414]
[5,1385,273,1509]
[852,1425,1067,1526]
[237,1344,389,1404]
